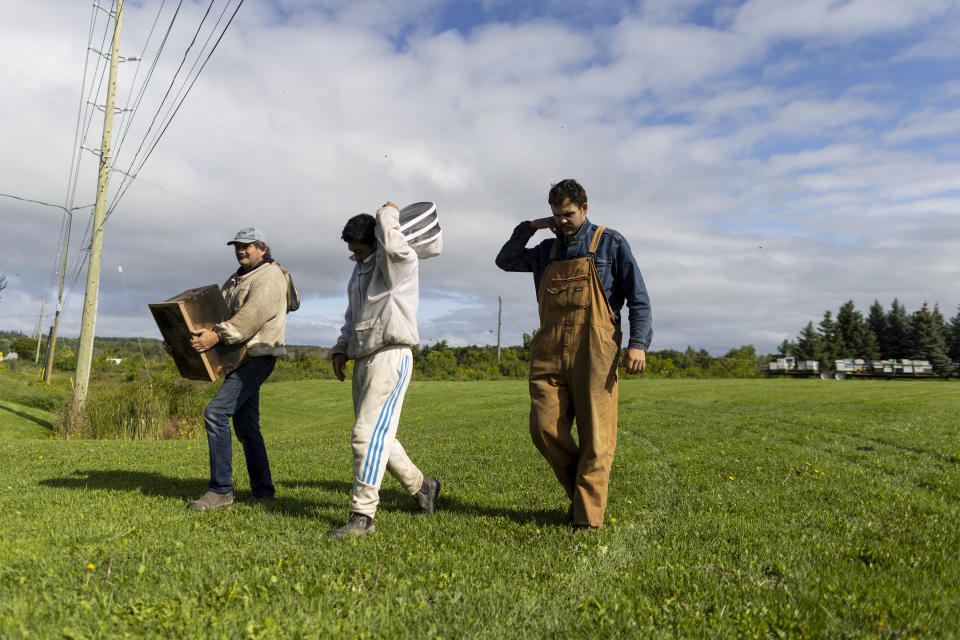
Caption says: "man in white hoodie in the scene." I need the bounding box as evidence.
[327,202,440,538]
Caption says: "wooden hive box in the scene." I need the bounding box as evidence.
[148,285,245,381]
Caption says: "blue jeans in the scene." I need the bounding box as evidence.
[204,356,277,496]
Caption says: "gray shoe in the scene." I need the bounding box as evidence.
[413,476,440,515]
[327,513,375,538]
[188,491,234,511]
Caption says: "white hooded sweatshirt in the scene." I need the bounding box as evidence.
[331,204,419,360]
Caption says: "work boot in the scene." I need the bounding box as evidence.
[188,491,234,511]
[327,513,375,538]
[413,477,440,515]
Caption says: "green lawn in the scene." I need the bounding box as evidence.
[1,378,957,638]
[0,399,53,440]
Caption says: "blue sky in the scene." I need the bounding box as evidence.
[1,0,959,354]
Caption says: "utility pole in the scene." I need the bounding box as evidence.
[33,296,48,363]
[42,325,55,379]
[43,236,71,383]
[497,296,502,361]
[71,0,124,422]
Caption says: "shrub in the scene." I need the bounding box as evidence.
[56,376,212,440]
[269,357,338,382]
[10,336,38,359]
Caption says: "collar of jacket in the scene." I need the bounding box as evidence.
[559,217,594,249]
[349,252,376,265]
[235,257,275,277]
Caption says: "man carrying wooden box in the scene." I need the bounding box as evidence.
[186,226,290,511]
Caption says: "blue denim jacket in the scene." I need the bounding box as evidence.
[495,218,653,350]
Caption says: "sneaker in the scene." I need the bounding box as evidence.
[188,491,234,511]
[327,513,375,538]
[413,477,440,515]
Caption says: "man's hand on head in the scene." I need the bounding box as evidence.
[189,329,220,353]
[332,353,347,382]
[624,348,646,375]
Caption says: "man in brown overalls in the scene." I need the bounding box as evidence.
[496,179,652,530]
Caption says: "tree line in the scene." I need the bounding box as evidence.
[3,330,770,380]
[778,299,960,375]
[8,299,957,382]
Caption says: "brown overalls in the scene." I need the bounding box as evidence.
[528,226,622,527]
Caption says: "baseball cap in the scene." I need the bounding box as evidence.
[227,227,267,245]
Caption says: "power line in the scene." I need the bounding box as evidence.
[58,2,186,313]
[0,193,92,214]
[107,0,218,211]
[64,2,106,214]
[111,1,183,184]
[35,1,247,316]
[51,1,116,331]
[108,0,245,217]
[111,0,172,154]
[51,2,100,299]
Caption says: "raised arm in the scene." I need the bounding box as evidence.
[495,218,554,272]
[377,202,415,263]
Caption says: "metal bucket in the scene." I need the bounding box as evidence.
[399,202,442,259]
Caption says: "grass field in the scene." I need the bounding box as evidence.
[0,378,957,638]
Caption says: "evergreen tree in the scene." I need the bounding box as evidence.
[909,302,952,375]
[835,300,878,359]
[932,303,950,347]
[885,298,911,358]
[816,310,843,369]
[777,339,794,358]
[867,300,888,358]
[794,321,819,361]
[948,305,960,362]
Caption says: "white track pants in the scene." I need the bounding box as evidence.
[350,346,424,517]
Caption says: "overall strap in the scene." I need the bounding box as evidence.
[588,226,607,255]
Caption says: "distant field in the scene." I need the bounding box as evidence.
[0,378,957,638]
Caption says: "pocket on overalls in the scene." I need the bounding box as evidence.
[544,274,590,309]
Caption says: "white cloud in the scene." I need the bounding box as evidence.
[884,107,960,144]
[610,18,755,91]
[732,0,955,43]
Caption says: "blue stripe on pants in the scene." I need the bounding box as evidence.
[360,354,410,484]
[366,354,409,483]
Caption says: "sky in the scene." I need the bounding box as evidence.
[1,0,959,355]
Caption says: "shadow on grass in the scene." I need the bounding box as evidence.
[284,478,563,526]
[0,403,53,430]
[41,471,562,527]
[40,470,338,523]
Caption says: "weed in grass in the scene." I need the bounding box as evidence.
[54,376,213,440]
